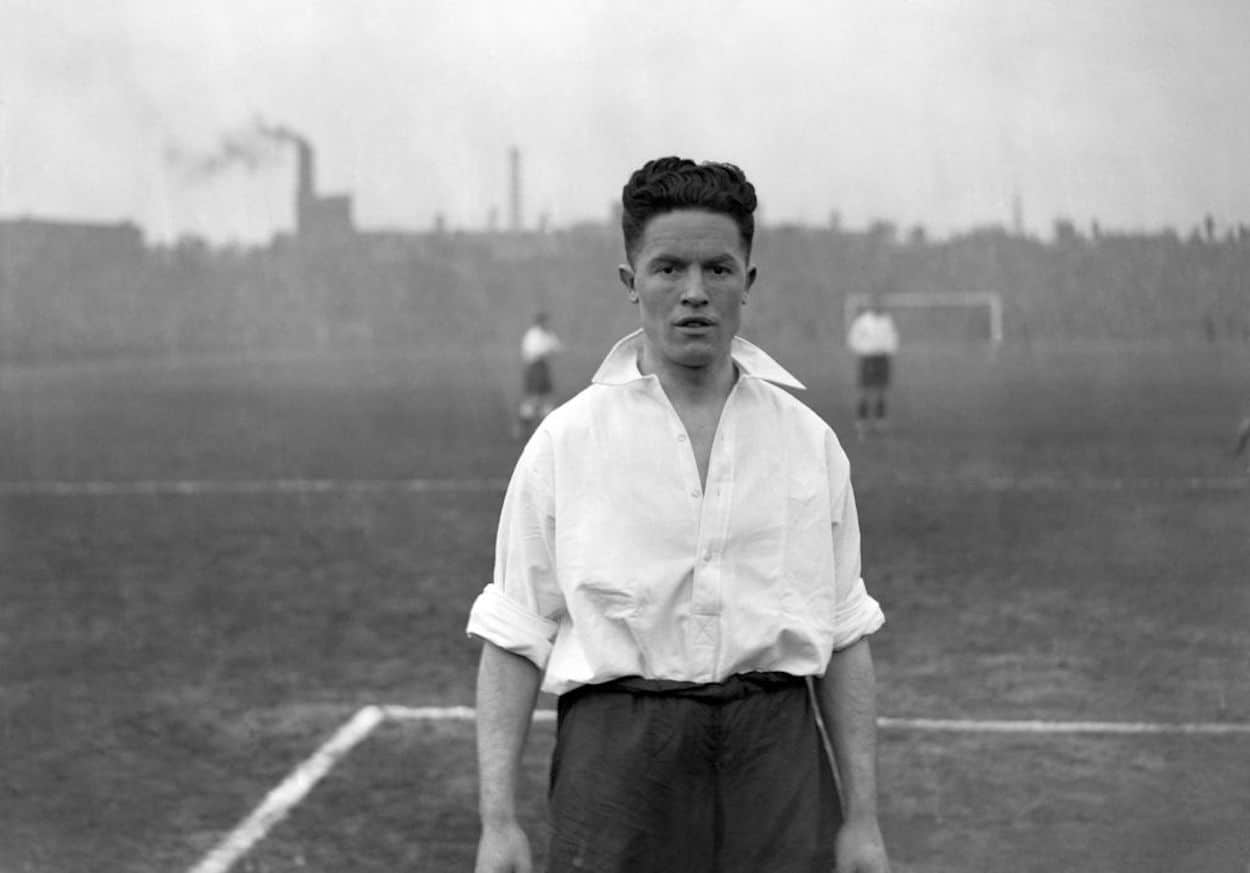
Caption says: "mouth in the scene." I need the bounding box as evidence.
[673,316,717,329]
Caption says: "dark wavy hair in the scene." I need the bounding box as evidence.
[620,157,758,262]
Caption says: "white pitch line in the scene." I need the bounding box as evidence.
[383,704,555,723]
[875,717,1250,736]
[889,473,1249,493]
[185,703,1250,873]
[186,705,386,873]
[0,478,509,496]
[0,475,1245,497]
[382,706,1250,735]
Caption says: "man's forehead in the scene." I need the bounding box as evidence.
[637,209,746,258]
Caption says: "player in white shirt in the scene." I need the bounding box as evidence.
[470,157,889,873]
[515,312,562,439]
[846,294,900,439]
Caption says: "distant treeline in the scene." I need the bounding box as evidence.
[1,220,1247,363]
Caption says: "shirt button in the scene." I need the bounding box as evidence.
[677,433,687,442]
[690,489,700,498]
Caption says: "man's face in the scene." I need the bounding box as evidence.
[619,209,756,372]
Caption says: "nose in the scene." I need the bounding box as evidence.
[680,269,709,305]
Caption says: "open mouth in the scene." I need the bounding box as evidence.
[674,317,716,328]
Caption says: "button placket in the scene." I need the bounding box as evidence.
[694,391,735,620]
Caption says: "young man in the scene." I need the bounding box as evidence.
[847,293,900,439]
[468,157,889,873]
[514,312,562,439]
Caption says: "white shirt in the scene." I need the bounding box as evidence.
[521,325,561,364]
[467,329,885,695]
[847,310,899,356]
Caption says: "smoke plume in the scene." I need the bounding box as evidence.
[254,118,307,147]
[166,117,308,182]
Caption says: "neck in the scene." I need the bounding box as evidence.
[638,345,737,406]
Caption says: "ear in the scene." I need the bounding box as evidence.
[618,264,638,303]
[743,264,758,303]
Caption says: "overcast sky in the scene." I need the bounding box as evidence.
[2,0,1248,243]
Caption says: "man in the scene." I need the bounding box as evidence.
[1233,406,1250,471]
[468,157,889,873]
[514,312,562,439]
[846,292,899,440]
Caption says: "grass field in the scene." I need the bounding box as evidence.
[1,339,1248,873]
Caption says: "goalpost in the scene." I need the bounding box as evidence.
[844,291,1004,346]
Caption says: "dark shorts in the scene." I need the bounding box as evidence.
[523,359,553,395]
[547,673,840,873]
[858,354,892,389]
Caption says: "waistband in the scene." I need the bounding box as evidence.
[562,671,806,704]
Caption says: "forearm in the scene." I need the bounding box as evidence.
[475,641,543,825]
[813,637,881,822]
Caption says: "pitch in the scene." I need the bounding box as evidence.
[0,339,1247,872]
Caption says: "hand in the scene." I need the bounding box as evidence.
[835,816,890,873]
[474,820,533,873]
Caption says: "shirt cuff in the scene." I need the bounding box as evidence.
[466,585,560,669]
[829,578,886,652]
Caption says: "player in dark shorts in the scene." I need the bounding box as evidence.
[522,355,553,398]
[847,296,899,439]
[470,157,889,873]
[515,312,561,438]
[859,352,892,394]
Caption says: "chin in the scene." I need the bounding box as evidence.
[666,343,721,369]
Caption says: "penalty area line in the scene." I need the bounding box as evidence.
[383,705,1250,735]
[186,704,1250,873]
[186,705,386,873]
[875,716,1250,736]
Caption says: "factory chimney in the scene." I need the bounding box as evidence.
[295,138,315,229]
[255,120,316,236]
[292,139,312,205]
[509,146,522,233]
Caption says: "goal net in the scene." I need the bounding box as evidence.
[844,291,1003,346]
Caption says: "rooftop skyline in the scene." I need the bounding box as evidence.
[2,0,1248,243]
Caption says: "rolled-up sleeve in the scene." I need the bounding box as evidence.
[826,432,885,651]
[465,431,565,669]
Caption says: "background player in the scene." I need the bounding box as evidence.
[514,311,562,439]
[847,290,900,439]
[1233,404,1250,471]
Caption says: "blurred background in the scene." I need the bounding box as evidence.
[2,2,1248,872]
[2,0,1248,366]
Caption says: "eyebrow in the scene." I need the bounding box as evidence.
[645,255,683,268]
[648,251,737,264]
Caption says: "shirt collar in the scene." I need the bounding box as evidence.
[591,329,805,390]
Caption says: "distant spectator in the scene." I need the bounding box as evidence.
[847,293,900,439]
[1233,406,1250,472]
[515,311,562,438]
